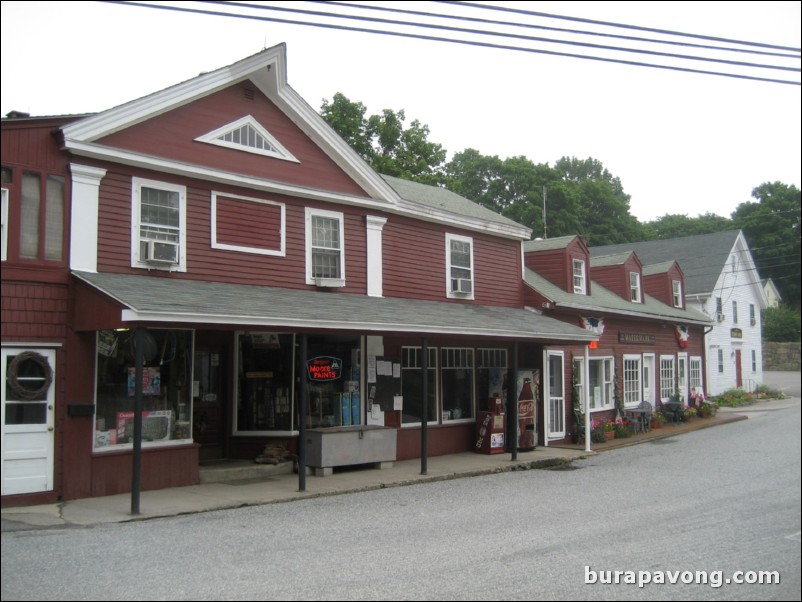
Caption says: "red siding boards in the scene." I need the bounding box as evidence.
[383,214,523,307]
[96,83,368,197]
[1,118,77,172]
[546,311,706,445]
[523,238,589,294]
[214,195,282,252]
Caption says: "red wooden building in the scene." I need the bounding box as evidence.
[522,236,712,445]
[2,46,599,505]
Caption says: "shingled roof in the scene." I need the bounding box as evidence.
[589,230,743,295]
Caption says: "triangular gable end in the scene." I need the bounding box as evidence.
[195,115,299,163]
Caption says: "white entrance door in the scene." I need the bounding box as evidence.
[545,351,565,440]
[1,348,56,495]
[642,354,655,405]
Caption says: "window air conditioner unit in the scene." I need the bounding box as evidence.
[314,277,345,288]
[451,278,472,294]
[143,240,179,265]
[716,312,725,323]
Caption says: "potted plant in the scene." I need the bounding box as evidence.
[601,421,616,440]
[614,419,632,438]
[697,402,715,418]
[651,411,666,429]
[682,407,697,421]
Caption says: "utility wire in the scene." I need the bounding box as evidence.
[103,2,801,86]
[438,0,801,53]
[314,0,800,59]
[204,1,799,73]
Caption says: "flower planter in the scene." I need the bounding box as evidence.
[603,431,615,441]
[651,421,663,429]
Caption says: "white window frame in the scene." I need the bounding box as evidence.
[305,207,345,287]
[195,115,299,162]
[751,350,757,373]
[732,300,738,324]
[446,233,474,300]
[572,259,586,295]
[589,357,614,410]
[210,191,286,256]
[629,272,642,303]
[441,347,475,422]
[131,177,187,272]
[750,304,756,326]
[689,356,703,393]
[677,352,688,403]
[546,350,565,438]
[660,355,676,402]
[717,349,724,374]
[672,280,683,308]
[623,355,642,407]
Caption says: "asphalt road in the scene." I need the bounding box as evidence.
[2,401,799,601]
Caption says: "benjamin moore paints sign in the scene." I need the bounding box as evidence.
[307,356,343,382]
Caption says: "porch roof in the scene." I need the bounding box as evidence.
[73,271,597,343]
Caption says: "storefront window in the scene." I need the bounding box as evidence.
[305,335,361,428]
[236,333,295,432]
[401,346,437,424]
[441,348,474,421]
[477,348,507,414]
[94,329,193,449]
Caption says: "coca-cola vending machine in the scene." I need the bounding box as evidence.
[516,369,539,450]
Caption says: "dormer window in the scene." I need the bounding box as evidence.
[196,115,299,162]
[672,280,683,308]
[572,259,586,294]
[629,272,642,303]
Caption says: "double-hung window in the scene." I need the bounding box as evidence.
[132,177,186,271]
[572,259,586,294]
[660,356,676,402]
[306,208,345,286]
[446,233,474,299]
[629,272,642,303]
[672,280,683,308]
[623,355,642,406]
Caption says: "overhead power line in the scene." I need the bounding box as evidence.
[103,1,801,86]
[438,0,801,53]
[205,1,798,73]
[321,0,800,59]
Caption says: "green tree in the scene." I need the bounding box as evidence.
[554,157,647,245]
[732,182,801,309]
[644,212,733,239]
[320,93,446,185]
[762,306,801,342]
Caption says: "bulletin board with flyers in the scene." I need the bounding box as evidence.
[367,356,401,413]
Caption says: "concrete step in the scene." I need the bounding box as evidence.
[199,459,294,484]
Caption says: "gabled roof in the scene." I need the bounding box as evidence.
[73,271,595,343]
[642,260,678,276]
[60,45,399,206]
[524,268,711,325]
[58,44,528,240]
[382,176,530,238]
[589,230,746,295]
[590,252,636,268]
[522,235,581,252]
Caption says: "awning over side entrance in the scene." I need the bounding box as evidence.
[73,271,597,343]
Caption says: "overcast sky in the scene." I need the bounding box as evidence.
[2,1,799,222]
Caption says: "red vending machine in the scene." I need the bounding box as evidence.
[475,411,505,454]
[516,370,538,450]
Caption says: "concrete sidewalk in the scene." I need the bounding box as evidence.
[3,398,796,532]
